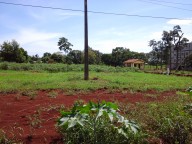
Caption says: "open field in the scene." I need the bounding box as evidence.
[0,70,191,92]
[0,64,192,143]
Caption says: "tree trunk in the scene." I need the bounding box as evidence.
[169,47,172,73]
[161,50,163,70]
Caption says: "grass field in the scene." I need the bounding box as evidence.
[0,70,191,92]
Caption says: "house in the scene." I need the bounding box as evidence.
[171,42,192,70]
[123,59,145,69]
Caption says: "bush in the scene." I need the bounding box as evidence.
[57,101,146,144]
[0,62,8,70]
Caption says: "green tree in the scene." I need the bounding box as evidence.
[41,52,51,63]
[58,37,73,54]
[162,30,173,70]
[0,40,28,63]
[51,52,64,63]
[82,47,102,65]
[67,50,83,64]
[111,47,132,66]
[149,40,160,69]
[101,54,112,65]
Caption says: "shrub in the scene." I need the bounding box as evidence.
[0,62,8,70]
[57,101,146,144]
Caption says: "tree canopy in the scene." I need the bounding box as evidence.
[58,37,73,54]
[0,40,28,63]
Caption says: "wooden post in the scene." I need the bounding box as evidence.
[84,0,89,80]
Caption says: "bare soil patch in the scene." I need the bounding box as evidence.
[0,89,176,144]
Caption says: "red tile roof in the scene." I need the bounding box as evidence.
[123,59,144,64]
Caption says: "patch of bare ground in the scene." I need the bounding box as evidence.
[0,89,177,143]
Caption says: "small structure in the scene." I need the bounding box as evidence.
[123,59,145,69]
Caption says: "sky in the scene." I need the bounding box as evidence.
[0,0,192,57]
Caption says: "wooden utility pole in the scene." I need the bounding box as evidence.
[84,0,89,80]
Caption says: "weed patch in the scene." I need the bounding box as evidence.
[21,90,37,100]
[57,101,147,143]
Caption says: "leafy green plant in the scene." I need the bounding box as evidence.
[57,101,146,144]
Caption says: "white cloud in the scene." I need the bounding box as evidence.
[92,39,151,54]
[24,40,59,56]
[29,10,83,22]
[16,28,61,45]
[0,28,62,56]
[150,31,162,40]
[167,19,192,25]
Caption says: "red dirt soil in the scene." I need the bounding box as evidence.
[0,89,176,144]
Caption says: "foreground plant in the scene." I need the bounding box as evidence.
[57,101,146,144]
[186,86,192,96]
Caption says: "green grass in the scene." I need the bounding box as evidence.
[0,70,191,92]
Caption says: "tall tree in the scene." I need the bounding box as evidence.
[162,30,173,70]
[172,25,189,69]
[58,37,73,54]
[149,39,160,69]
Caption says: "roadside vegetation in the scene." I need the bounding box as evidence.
[119,91,192,143]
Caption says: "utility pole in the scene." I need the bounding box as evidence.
[84,0,89,80]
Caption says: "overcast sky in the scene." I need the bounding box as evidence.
[0,0,192,56]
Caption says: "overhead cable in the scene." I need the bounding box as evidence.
[0,1,191,20]
[136,0,192,12]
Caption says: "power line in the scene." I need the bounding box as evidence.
[0,1,190,20]
[136,0,192,12]
[145,0,192,6]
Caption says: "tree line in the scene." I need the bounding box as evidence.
[0,37,148,66]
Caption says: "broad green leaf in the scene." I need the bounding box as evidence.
[118,128,128,139]
[108,112,114,122]
[67,118,77,129]
[96,108,104,120]
[117,114,125,123]
[106,102,118,110]
[59,117,69,126]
